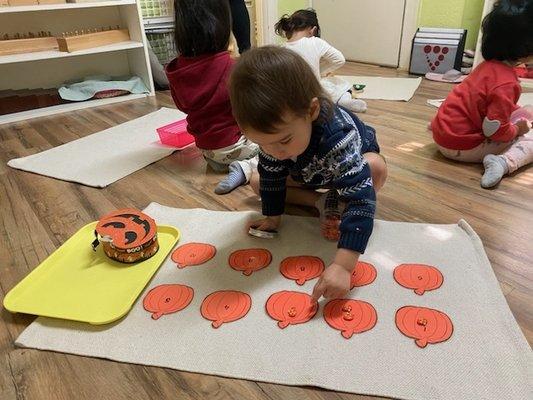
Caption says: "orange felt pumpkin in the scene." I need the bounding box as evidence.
[171,242,216,269]
[350,261,377,289]
[395,306,453,348]
[323,299,377,339]
[143,284,194,320]
[228,248,272,276]
[280,256,325,285]
[200,290,252,328]
[393,263,443,295]
[265,291,318,329]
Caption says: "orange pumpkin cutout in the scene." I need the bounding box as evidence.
[323,299,377,339]
[200,290,252,328]
[265,291,318,329]
[143,284,194,320]
[172,242,216,269]
[393,263,443,295]
[228,248,272,276]
[280,256,325,285]
[395,306,453,348]
[350,261,377,289]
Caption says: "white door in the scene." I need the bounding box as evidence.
[245,0,258,47]
[313,0,406,67]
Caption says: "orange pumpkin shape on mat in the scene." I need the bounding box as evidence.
[393,263,443,295]
[395,306,453,348]
[323,299,377,339]
[200,290,252,328]
[265,291,318,329]
[280,256,325,285]
[143,284,194,320]
[172,242,216,269]
[350,261,377,289]
[228,248,272,276]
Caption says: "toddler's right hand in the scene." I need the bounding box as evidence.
[516,119,531,136]
[249,216,281,232]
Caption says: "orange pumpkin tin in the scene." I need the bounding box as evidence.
[92,208,159,263]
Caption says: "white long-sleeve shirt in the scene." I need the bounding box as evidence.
[284,36,345,79]
[284,37,351,102]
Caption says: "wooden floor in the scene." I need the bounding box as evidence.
[1,62,532,400]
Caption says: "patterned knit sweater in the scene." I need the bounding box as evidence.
[259,106,376,253]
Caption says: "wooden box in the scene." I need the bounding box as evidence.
[38,0,66,4]
[7,0,39,5]
[0,37,58,56]
[57,29,130,52]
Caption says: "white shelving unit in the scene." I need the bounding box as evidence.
[0,0,155,125]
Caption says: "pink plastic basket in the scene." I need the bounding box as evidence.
[156,119,196,149]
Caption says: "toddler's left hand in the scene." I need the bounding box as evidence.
[311,263,351,302]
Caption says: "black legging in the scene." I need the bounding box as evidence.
[229,0,251,53]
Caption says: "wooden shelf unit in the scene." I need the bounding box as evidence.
[0,0,154,124]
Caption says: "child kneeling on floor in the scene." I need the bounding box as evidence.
[229,46,387,301]
[165,0,258,184]
[430,0,533,188]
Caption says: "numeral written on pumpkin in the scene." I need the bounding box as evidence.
[279,256,325,285]
[200,290,252,328]
[265,290,318,329]
[393,263,443,295]
[171,242,216,269]
[323,299,378,339]
[395,306,453,348]
[228,248,272,276]
[143,284,194,320]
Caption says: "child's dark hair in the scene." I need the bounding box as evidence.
[275,8,321,39]
[229,46,332,133]
[174,0,230,57]
[481,0,533,62]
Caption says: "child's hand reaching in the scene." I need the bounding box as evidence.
[516,118,531,136]
[311,248,358,302]
[249,215,281,232]
[311,263,351,302]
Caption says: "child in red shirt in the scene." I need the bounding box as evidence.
[431,0,533,188]
[166,0,258,176]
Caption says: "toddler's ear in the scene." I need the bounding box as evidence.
[309,97,320,121]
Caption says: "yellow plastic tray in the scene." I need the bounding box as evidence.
[4,222,180,325]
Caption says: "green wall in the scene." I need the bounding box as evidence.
[418,0,484,49]
[278,0,308,18]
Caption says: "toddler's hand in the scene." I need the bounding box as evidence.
[311,263,351,302]
[516,118,531,136]
[248,216,281,232]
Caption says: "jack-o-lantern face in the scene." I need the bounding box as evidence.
[95,208,157,249]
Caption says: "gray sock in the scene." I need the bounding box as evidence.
[481,154,509,188]
[215,161,246,194]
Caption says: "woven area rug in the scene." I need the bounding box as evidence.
[338,76,422,101]
[15,203,532,400]
[8,108,185,188]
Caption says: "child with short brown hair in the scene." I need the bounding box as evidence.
[229,46,387,301]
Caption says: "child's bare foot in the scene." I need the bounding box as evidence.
[316,190,341,241]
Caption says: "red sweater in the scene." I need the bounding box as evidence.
[431,60,521,150]
[165,51,241,150]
